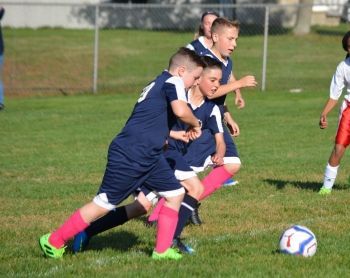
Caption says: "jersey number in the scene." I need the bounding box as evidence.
[137,82,155,103]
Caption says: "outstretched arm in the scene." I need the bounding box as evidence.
[207,75,257,100]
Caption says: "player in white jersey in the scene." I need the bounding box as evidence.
[319,31,350,195]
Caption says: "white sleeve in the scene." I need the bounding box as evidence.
[330,62,345,100]
[186,43,195,51]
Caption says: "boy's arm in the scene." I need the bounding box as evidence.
[171,100,202,140]
[224,105,240,137]
[169,130,189,143]
[319,98,338,129]
[211,133,226,166]
[231,73,245,109]
[207,75,257,100]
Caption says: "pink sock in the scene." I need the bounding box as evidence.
[155,205,178,253]
[49,210,89,248]
[148,198,165,222]
[200,166,232,200]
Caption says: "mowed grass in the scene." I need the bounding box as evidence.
[2,25,350,276]
[1,90,350,277]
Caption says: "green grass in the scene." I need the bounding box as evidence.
[5,23,349,94]
[2,25,350,276]
[1,89,350,277]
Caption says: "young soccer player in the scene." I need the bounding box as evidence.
[187,12,245,110]
[187,13,243,195]
[318,31,350,195]
[72,56,228,255]
[38,47,204,261]
[186,17,257,222]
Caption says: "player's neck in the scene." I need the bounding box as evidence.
[189,87,204,106]
[210,47,227,62]
[203,37,213,48]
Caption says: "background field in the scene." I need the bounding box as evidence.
[1,25,350,277]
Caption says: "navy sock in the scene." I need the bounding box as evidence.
[85,206,129,238]
[174,194,198,239]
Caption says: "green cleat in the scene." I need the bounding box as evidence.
[152,247,182,260]
[39,233,66,259]
[319,187,332,195]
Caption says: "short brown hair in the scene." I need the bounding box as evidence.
[211,17,240,34]
[168,47,205,71]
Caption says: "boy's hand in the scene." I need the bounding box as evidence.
[211,153,224,166]
[170,130,189,143]
[225,119,240,137]
[234,90,245,109]
[319,115,328,129]
[186,126,202,141]
[239,75,257,88]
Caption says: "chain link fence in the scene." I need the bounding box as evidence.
[3,2,350,94]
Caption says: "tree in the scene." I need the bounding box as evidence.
[293,0,313,35]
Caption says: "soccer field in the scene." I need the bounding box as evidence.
[1,90,350,276]
[1,26,350,276]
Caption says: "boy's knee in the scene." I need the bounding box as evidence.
[225,163,241,175]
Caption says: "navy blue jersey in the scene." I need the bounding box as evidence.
[186,36,208,56]
[167,93,223,154]
[201,48,233,113]
[114,71,187,163]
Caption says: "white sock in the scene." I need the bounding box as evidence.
[323,163,339,189]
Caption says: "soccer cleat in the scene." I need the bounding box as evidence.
[152,247,182,260]
[172,237,195,254]
[223,178,239,187]
[72,231,90,253]
[318,187,332,195]
[39,233,66,259]
[189,203,202,225]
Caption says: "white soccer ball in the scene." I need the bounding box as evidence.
[279,225,317,257]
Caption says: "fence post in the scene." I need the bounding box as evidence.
[93,4,99,94]
[262,5,269,92]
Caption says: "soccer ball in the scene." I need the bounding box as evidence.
[279,225,317,257]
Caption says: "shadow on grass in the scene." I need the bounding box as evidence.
[264,178,321,191]
[69,230,149,254]
[263,178,349,192]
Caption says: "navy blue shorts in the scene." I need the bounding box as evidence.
[93,143,184,210]
[183,127,241,172]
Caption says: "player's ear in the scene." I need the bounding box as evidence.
[178,66,186,77]
[212,32,219,43]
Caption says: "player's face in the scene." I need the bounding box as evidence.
[198,68,222,97]
[182,67,203,90]
[201,14,218,39]
[213,26,239,58]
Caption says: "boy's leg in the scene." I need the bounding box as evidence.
[174,176,203,231]
[319,144,345,194]
[200,165,233,200]
[321,105,350,195]
[155,193,184,253]
[39,202,109,258]
[146,155,185,259]
[73,191,154,253]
